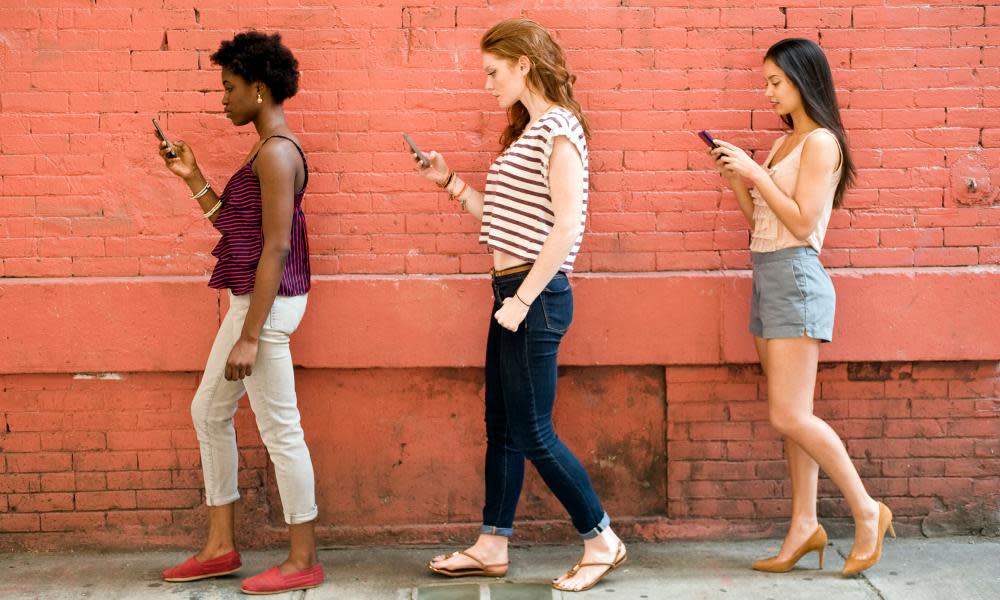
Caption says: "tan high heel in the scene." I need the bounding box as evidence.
[752,525,828,573]
[842,502,895,577]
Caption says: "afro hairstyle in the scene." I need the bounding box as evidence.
[210,31,300,103]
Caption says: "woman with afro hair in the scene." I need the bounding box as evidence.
[157,31,323,595]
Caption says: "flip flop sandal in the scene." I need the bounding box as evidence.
[552,542,627,593]
[428,550,509,578]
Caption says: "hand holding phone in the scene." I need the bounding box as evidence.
[403,133,430,168]
[697,130,719,149]
[153,118,177,159]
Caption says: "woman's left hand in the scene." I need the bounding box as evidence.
[225,337,259,381]
[494,296,530,332]
[711,140,767,183]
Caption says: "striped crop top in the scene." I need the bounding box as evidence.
[209,135,311,296]
[480,107,589,272]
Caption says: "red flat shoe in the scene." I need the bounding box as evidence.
[161,550,242,582]
[240,564,325,595]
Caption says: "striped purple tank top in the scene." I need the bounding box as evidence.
[209,135,311,296]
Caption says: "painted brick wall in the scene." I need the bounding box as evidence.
[1,363,997,550]
[0,1,998,276]
[2,2,1000,550]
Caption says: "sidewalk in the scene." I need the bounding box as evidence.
[1,537,997,599]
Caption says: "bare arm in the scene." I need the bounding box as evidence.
[412,149,487,220]
[492,136,584,332]
[158,140,224,223]
[713,132,840,240]
[514,137,582,302]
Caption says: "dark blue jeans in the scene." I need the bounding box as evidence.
[481,270,610,539]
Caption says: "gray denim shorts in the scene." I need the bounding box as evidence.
[750,246,836,343]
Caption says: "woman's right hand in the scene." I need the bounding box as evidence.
[708,145,743,188]
[159,140,199,181]
[412,149,450,187]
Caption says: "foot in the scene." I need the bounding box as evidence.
[194,544,238,563]
[277,556,318,576]
[848,498,881,560]
[773,518,820,562]
[429,534,509,575]
[552,530,626,592]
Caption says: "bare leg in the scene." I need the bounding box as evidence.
[764,337,880,558]
[278,521,318,574]
[756,336,823,560]
[195,503,237,561]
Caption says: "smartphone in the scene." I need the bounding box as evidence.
[402,133,430,168]
[152,118,177,159]
[697,130,719,149]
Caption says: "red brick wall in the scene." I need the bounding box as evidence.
[0,2,997,275]
[2,363,997,550]
[1,2,999,550]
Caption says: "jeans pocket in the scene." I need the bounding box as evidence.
[267,295,307,336]
[539,286,573,334]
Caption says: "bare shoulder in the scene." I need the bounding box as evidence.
[800,129,841,170]
[254,136,302,177]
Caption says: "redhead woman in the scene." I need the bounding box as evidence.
[409,19,625,593]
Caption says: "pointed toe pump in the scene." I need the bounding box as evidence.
[752,525,828,573]
[842,502,895,577]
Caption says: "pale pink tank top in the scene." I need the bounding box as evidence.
[749,128,842,253]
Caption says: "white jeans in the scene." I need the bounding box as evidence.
[191,291,317,524]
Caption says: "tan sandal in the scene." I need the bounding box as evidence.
[428,550,509,578]
[552,542,627,593]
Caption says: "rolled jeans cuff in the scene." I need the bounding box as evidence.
[480,524,514,538]
[286,505,319,525]
[579,512,611,540]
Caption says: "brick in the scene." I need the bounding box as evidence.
[40,512,106,532]
[7,492,74,513]
[0,513,41,533]
[75,490,136,511]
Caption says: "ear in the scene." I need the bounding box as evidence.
[517,55,531,75]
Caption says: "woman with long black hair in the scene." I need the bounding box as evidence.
[709,38,893,577]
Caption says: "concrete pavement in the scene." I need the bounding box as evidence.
[1,537,997,599]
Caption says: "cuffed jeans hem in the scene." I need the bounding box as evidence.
[285,506,319,525]
[579,512,611,540]
[205,493,241,507]
[480,525,514,538]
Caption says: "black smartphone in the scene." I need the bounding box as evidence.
[697,130,719,149]
[402,133,430,168]
[152,118,177,159]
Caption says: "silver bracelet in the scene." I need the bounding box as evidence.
[203,200,223,218]
[191,182,212,200]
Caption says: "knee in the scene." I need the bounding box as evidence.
[190,396,215,432]
[510,427,554,460]
[769,409,808,437]
[257,419,306,458]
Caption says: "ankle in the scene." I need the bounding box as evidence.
[851,498,879,523]
[475,534,509,552]
[789,517,819,532]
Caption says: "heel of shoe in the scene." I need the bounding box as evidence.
[887,520,896,539]
[817,546,825,570]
